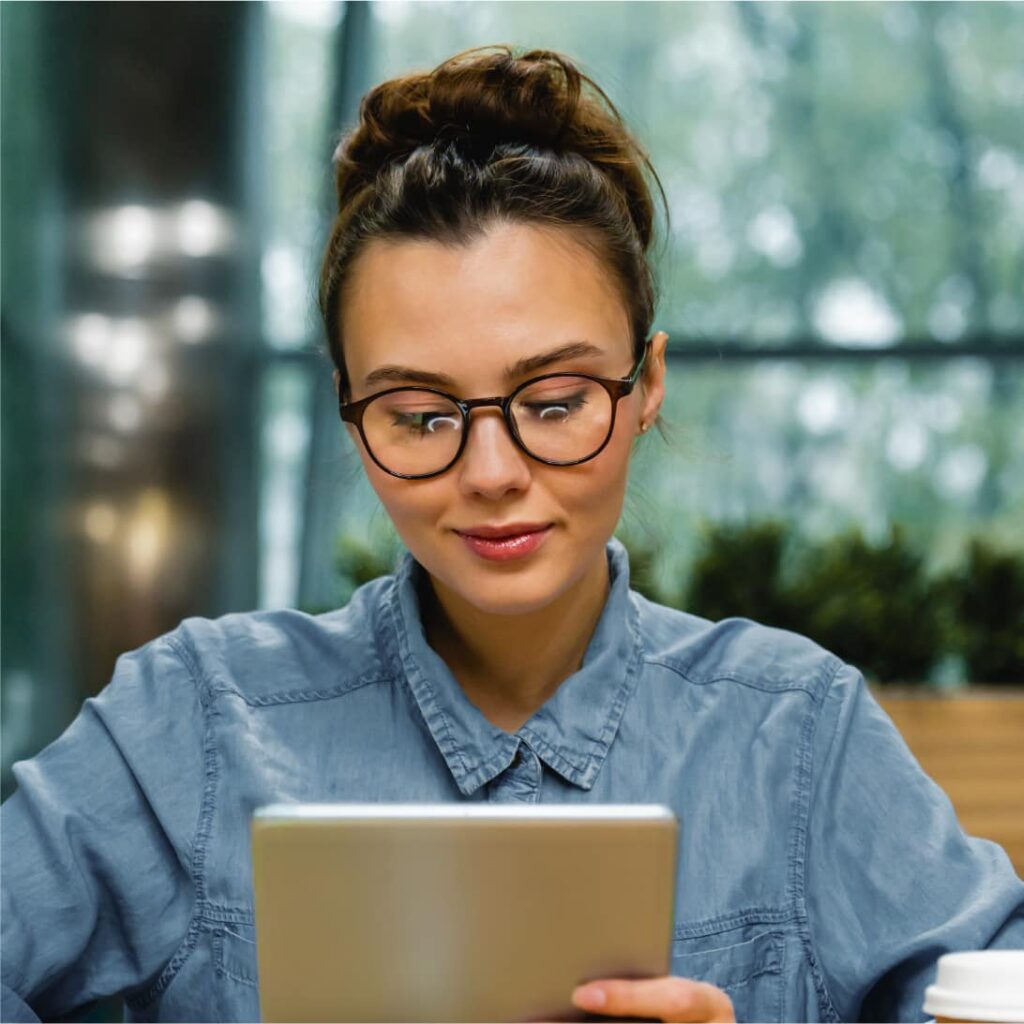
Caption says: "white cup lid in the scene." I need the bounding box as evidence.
[923,951,1024,1022]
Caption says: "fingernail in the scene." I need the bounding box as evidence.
[572,985,607,1010]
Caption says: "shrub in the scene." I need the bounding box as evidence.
[937,539,1024,685]
[787,527,941,684]
[335,527,401,591]
[684,520,796,630]
[615,527,683,609]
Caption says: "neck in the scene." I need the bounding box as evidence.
[420,553,611,733]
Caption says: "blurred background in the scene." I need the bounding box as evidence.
[3,0,1023,850]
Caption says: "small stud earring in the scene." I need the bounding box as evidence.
[639,421,649,434]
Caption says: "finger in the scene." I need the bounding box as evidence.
[572,977,735,1023]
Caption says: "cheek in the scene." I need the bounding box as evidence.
[596,404,639,479]
[361,458,446,531]
[548,416,634,514]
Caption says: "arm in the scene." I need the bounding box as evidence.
[804,663,1024,1021]
[1,634,204,1021]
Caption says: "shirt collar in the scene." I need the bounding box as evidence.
[383,536,644,796]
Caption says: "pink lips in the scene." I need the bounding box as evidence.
[456,525,554,562]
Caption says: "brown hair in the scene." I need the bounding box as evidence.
[318,44,668,403]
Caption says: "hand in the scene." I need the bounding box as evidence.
[571,976,735,1023]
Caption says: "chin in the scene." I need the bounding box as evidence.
[471,581,567,617]
[420,541,574,617]
[453,556,569,612]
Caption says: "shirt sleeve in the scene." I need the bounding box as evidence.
[803,662,1024,1022]
[1,633,205,1022]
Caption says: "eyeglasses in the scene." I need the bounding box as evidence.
[339,338,651,480]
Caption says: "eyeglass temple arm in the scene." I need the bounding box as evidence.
[630,337,652,383]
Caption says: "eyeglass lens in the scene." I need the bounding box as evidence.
[360,376,613,476]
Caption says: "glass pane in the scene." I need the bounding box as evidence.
[367,1,1024,348]
[513,376,611,463]
[262,1,341,350]
[622,358,1024,597]
[363,391,463,476]
[259,363,314,608]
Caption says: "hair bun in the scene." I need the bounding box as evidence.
[334,45,658,248]
[341,46,585,169]
[427,46,584,151]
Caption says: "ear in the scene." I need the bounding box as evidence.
[639,330,668,430]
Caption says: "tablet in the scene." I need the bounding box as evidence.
[251,803,678,1023]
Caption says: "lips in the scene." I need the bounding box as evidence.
[457,524,554,562]
[455,522,552,540]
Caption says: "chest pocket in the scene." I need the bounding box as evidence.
[213,921,259,988]
[671,931,784,1022]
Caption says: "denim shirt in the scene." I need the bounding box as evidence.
[2,538,1022,1023]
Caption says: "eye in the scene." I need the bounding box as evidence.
[393,411,461,434]
[539,404,570,420]
[424,414,460,433]
[523,394,589,421]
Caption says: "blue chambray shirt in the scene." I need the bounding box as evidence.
[2,538,1022,1023]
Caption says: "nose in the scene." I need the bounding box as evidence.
[456,407,532,498]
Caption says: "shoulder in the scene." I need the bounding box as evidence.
[631,589,844,703]
[163,573,396,704]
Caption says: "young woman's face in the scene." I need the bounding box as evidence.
[339,221,665,617]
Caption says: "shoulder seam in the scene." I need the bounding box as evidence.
[166,626,392,707]
[792,656,847,1021]
[130,633,217,1009]
[642,654,831,702]
[206,673,393,707]
[164,633,216,707]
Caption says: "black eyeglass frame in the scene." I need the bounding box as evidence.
[339,337,652,480]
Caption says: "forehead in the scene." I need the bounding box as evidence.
[339,221,632,385]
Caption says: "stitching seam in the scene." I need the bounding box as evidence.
[673,905,795,939]
[204,673,391,707]
[643,656,827,702]
[128,635,219,1010]
[790,657,845,1022]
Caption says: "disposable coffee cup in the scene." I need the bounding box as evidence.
[923,951,1024,1023]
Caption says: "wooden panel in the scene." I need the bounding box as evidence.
[876,693,1024,878]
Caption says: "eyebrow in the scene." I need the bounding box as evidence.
[361,340,608,392]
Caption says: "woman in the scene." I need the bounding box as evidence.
[2,45,1021,1024]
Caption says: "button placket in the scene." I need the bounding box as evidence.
[489,743,540,802]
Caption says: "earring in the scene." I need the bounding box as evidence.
[638,421,649,434]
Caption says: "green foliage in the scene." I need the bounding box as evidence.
[299,523,403,614]
[334,525,402,595]
[614,525,683,609]
[786,527,940,684]
[684,521,795,630]
[683,521,1024,685]
[936,539,1024,685]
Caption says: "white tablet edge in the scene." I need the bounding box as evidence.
[253,802,676,822]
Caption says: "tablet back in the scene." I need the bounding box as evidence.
[252,803,678,1023]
